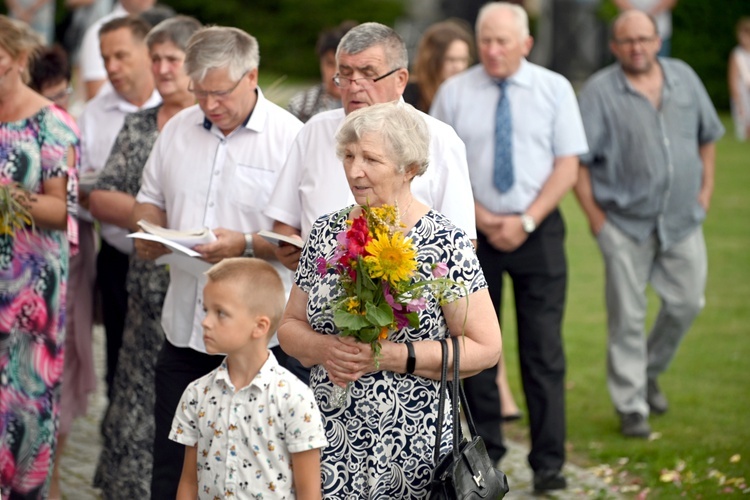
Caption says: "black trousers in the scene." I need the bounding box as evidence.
[464,209,567,473]
[150,340,224,500]
[96,239,129,400]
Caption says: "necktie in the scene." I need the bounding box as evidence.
[494,80,514,193]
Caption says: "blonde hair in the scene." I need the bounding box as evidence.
[0,15,44,84]
[205,258,286,335]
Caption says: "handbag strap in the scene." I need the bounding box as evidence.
[434,337,484,464]
[433,338,449,465]
[451,336,480,439]
[450,336,460,456]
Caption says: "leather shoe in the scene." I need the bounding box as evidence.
[533,469,567,492]
[647,379,669,414]
[620,412,651,438]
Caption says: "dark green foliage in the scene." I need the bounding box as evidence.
[161,0,405,79]
[671,0,750,110]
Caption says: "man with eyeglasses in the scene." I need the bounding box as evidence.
[265,21,475,272]
[132,26,303,499]
[575,10,723,439]
[431,2,588,492]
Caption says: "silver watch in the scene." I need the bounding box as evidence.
[520,214,537,234]
[243,233,255,257]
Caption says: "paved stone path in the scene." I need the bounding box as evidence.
[58,327,620,499]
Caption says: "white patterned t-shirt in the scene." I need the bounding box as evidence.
[170,352,327,499]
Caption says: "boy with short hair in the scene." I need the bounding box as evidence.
[171,258,327,500]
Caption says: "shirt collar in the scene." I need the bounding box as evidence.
[101,84,162,113]
[213,349,280,392]
[201,87,267,134]
[615,58,676,94]
[481,58,533,89]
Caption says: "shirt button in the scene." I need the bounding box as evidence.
[214,170,220,176]
[209,201,215,207]
[664,138,670,146]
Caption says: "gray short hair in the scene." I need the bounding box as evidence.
[476,2,529,39]
[336,102,430,177]
[146,15,202,52]
[184,26,259,82]
[336,22,408,71]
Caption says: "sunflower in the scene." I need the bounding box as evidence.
[364,230,417,284]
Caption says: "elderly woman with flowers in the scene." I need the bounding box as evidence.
[278,101,501,499]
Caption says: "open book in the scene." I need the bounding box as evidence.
[128,221,217,277]
[257,230,304,249]
[136,220,217,248]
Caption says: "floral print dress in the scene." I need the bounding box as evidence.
[296,207,487,499]
[0,105,79,499]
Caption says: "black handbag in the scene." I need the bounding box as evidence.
[429,337,510,499]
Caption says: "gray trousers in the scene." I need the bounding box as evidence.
[596,222,707,416]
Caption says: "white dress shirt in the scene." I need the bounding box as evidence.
[78,82,161,253]
[431,60,588,215]
[136,89,303,352]
[79,2,127,83]
[264,102,477,241]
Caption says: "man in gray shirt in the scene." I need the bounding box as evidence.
[575,10,724,438]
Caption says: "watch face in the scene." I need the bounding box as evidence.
[521,215,536,233]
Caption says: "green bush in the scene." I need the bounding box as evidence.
[672,1,749,110]
[163,0,405,80]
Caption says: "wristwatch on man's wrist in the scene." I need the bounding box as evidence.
[243,233,255,257]
[520,213,537,234]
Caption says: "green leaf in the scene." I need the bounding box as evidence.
[366,301,394,327]
[406,312,420,329]
[333,310,370,331]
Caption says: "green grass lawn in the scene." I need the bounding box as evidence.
[501,116,750,497]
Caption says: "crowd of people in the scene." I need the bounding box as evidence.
[0,0,729,498]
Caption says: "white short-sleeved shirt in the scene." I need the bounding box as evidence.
[136,89,303,352]
[79,2,127,83]
[78,82,161,252]
[431,61,589,215]
[170,352,327,500]
[263,102,477,241]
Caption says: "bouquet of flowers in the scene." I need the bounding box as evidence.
[0,181,34,237]
[318,204,456,373]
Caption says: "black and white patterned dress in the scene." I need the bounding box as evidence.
[295,207,487,499]
[92,107,169,498]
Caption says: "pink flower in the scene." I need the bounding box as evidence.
[316,257,328,276]
[432,262,449,278]
[406,297,427,312]
[383,282,410,329]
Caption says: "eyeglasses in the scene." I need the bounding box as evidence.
[44,86,73,105]
[189,71,248,100]
[332,67,402,89]
[614,35,658,47]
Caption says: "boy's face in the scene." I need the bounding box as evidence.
[201,280,256,355]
